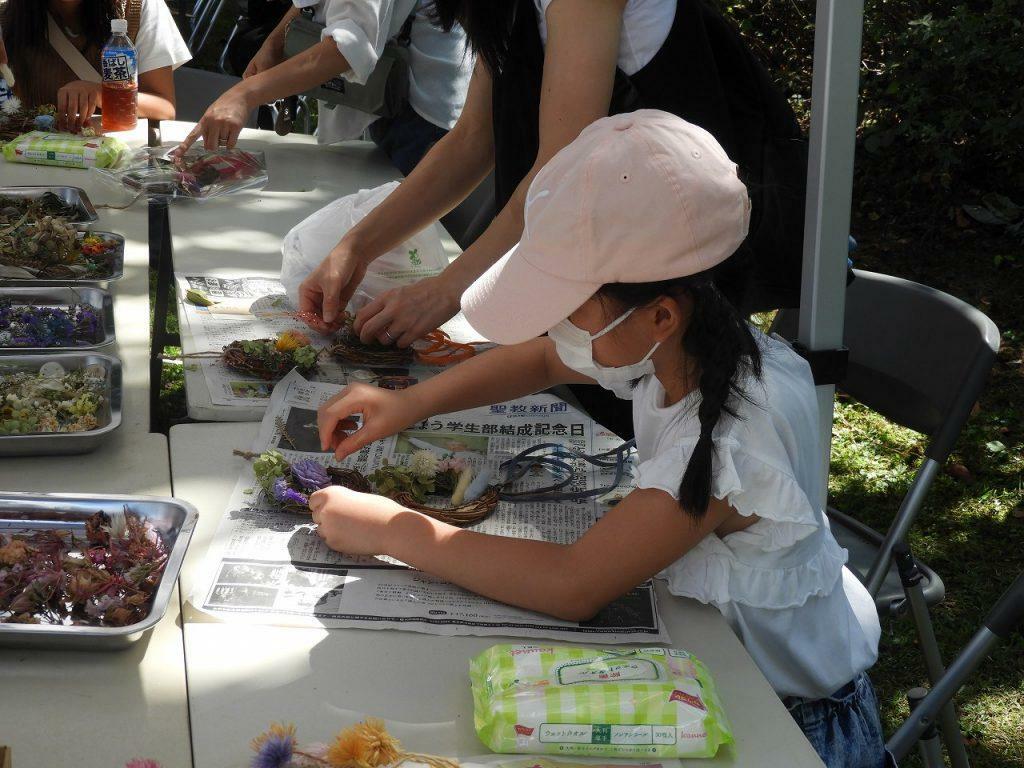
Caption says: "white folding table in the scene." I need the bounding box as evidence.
[170,421,824,768]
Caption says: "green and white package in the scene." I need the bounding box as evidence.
[470,645,733,759]
[3,131,128,169]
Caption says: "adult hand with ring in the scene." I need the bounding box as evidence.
[354,275,462,348]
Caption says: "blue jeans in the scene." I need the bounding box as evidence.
[368,104,448,177]
[785,672,887,768]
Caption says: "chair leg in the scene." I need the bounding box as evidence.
[895,544,971,768]
[907,688,947,768]
[866,458,942,596]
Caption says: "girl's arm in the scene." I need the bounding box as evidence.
[137,65,176,120]
[298,59,496,333]
[349,0,626,345]
[311,485,738,622]
[318,337,593,458]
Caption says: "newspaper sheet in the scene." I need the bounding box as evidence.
[176,273,485,407]
[192,370,668,643]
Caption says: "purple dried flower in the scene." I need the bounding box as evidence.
[272,477,309,508]
[251,733,294,768]
[290,460,331,492]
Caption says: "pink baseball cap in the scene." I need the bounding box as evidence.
[461,109,751,345]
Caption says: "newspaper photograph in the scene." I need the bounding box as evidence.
[192,370,669,643]
[176,273,487,408]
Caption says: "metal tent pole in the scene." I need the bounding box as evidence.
[799,0,866,506]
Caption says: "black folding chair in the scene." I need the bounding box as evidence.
[773,269,1000,765]
[886,569,1024,766]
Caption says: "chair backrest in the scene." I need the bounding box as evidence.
[172,67,258,127]
[773,270,999,462]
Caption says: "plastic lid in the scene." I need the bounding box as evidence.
[111,18,128,33]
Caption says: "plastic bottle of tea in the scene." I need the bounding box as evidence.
[100,18,138,132]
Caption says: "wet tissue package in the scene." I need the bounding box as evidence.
[470,644,733,759]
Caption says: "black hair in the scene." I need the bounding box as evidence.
[429,0,518,75]
[599,274,763,518]
[1,1,121,100]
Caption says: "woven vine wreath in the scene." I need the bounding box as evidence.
[329,315,477,368]
[240,445,500,527]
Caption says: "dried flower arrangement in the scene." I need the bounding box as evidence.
[328,315,477,369]
[247,450,373,513]
[0,299,103,348]
[246,448,498,527]
[0,509,168,626]
[0,361,106,435]
[0,198,119,279]
[249,717,458,768]
[221,331,321,380]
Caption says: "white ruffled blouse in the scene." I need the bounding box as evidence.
[632,331,881,700]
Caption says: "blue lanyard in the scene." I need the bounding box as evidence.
[498,439,636,503]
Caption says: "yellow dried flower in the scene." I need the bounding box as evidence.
[276,330,311,353]
[327,719,402,768]
[251,722,297,752]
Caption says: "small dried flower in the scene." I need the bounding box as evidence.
[408,450,439,480]
[0,538,32,565]
[327,719,402,768]
[291,460,331,493]
[272,477,309,508]
[251,722,296,768]
[276,330,311,352]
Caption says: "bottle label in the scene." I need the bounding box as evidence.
[101,50,137,84]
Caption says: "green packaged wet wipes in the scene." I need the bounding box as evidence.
[470,645,733,759]
[3,131,128,169]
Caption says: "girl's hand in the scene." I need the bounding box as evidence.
[177,90,252,153]
[354,275,460,347]
[56,80,101,132]
[243,36,286,79]
[297,243,369,333]
[317,383,421,459]
[309,485,405,556]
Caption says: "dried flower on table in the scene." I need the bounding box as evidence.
[0,364,106,435]
[249,718,457,768]
[0,300,104,348]
[249,449,372,515]
[0,509,168,626]
[221,333,320,381]
[0,197,119,279]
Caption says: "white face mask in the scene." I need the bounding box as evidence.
[549,308,660,399]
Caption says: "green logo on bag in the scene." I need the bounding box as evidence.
[408,248,421,266]
[592,725,612,744]
[47,151,56,160]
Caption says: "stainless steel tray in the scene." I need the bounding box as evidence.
[0,492,198,650]
[0,185,98,223]
[0,285,115,352]
[0,230,125,286]
[0,352,122,456]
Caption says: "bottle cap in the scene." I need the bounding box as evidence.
[111,18,128,34]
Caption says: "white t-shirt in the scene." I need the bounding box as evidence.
[135,0,192,73]
[296,0,472,143]
[631,331,881,700]
[535,0,675,76]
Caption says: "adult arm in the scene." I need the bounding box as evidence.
[243,6,301,78]
[297,58,496,334]
[350,0,626,345]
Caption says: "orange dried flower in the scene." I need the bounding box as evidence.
[326,719,402,768]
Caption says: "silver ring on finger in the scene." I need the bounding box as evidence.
[384,329,395,342]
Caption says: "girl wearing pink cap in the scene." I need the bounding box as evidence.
[312,111,885,768]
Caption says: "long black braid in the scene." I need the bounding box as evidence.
[599,275,762,518]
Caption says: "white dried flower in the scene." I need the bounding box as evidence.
[408,449,439,480]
